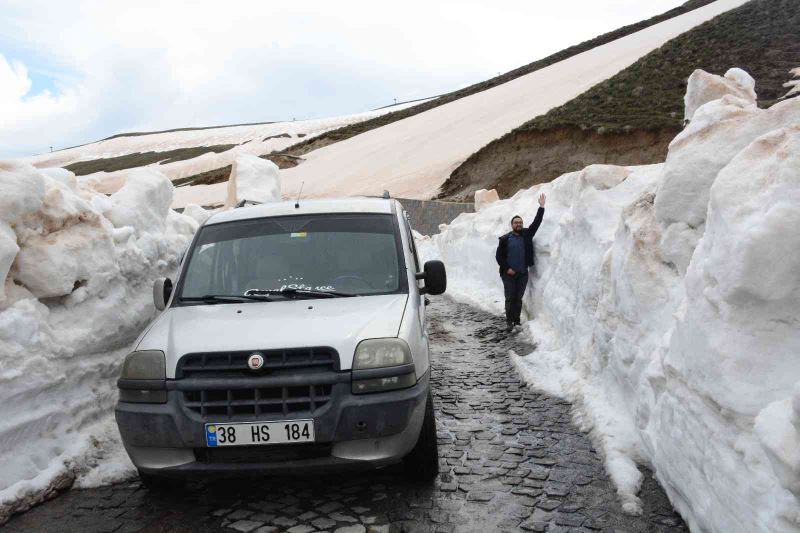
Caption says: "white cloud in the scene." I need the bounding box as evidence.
[0,54,80,155]
[0,0,687,158]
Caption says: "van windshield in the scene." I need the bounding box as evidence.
[177,213,405,300]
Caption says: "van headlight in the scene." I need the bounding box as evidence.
[117,350,167,403]
[353,339,412,369]
[352,339,416,394]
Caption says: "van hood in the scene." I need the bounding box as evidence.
[136,294,409,377]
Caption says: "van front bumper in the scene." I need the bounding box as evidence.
[115,372,429,477]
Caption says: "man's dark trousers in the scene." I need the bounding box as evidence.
[501,271,528,325]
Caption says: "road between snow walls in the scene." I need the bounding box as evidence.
[416,68,800,533]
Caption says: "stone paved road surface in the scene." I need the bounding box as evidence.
[4,297,687,533]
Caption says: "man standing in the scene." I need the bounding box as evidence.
[495,193,546,332]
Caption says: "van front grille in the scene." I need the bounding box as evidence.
[182,384,333,418]
[176,347,340,420]
[176,347,338,379]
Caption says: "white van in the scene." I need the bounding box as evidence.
[115,197,446,487]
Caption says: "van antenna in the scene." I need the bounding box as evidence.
[295,181,304,209]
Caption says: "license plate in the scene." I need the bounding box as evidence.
[205,420,314,447]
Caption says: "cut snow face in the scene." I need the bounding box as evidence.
[474,189,500,211]
[278,0,748,201]
[0,162,197,522]
[225,155,281,207]
[417,71,800,533]
[683,67,757,121]
[657,68,800,275]
[170,154,282,209]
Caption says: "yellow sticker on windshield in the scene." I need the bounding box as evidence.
[290,232,308,238]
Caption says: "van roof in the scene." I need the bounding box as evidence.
[204,197,398,226]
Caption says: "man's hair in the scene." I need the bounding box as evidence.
[510,215,523,225]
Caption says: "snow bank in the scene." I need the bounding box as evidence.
[417,71,800,532]
[182,203,212,226]
[0,162,197,523]
[684,67,756,121]
[657,69,800,276]
[224,154,281,207]
[474,188,500,211]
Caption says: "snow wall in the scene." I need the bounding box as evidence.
[0,163,202,522]
[417,69,800,533]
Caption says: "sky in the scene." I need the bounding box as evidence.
[0,0,690,159]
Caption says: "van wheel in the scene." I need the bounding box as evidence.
[403,391,439,482]
[137,469,182,491]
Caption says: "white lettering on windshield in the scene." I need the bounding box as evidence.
[277,284,337,291]
[271,276,336,292]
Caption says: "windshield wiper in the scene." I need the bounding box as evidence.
[180,294,274,304]
[245,288,355,299]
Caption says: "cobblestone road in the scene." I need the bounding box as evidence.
[4,297,686,533]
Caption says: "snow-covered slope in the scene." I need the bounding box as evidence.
[22,102,427,209]
[27,104,425,169]
[417,70,800,533]
[0,163,201,522]
[279,0,749,201]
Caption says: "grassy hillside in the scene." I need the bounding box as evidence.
[439,0,799,200]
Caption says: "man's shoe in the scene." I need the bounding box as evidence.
[505,323,513,332]
[514,321,522,327]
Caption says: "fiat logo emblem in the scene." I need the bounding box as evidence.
[247,353,264,370]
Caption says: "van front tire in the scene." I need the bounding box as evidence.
[403,391,439,482]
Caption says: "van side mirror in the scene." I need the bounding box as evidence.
[416,260,446,296]
[153,278,173,310]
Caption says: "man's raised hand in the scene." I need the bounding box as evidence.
[538,193,546,207]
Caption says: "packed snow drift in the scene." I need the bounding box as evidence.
[417,69,800,533]
[0,162,203,522]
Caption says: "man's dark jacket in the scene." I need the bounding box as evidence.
[495,207,544,276]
